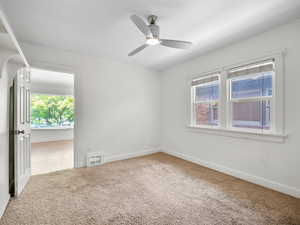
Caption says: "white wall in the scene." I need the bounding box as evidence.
[20,43,161,168]
[31,129,73,143]
[160,19,300,198]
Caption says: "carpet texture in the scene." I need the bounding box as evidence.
[1,153,300,225]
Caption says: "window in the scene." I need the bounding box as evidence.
[31,94,74,129]
[191,74,220,127]
[228,60,274,132]
[189,54,284,138]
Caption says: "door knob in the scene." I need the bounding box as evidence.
[17,130,25,135]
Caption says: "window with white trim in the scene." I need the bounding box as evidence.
[191,74,220,127]
[190,56,284,136]
[227,60,274,133]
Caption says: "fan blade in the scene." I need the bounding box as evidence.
[128,44,148,56]
[130,15,151,36]
[160,39,192,49]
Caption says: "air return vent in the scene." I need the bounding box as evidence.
[87,152,103,167]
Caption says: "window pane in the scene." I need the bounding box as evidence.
[195,82,219,102]
[31,94,74,128]
[232,100,270,130]
[195,102,218,126]
[231,73,272,99]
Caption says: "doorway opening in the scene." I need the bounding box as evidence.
[30,68,74,175]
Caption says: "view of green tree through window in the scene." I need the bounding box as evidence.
[31,94,74,128]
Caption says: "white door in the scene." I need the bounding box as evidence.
[14,67,31,197]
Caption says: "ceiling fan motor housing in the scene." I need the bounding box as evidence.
[147,15,158,24]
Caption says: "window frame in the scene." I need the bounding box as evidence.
[188,51,286,141]
[190,73,221,129]
[227,71,275,134]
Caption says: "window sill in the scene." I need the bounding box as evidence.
[186,125,287,143]
[31,127,73,130]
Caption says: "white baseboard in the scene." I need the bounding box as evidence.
[104,149,159,164]
[0,194,10,219]
[163,149,300,199]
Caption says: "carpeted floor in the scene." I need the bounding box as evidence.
[1,153,300,225]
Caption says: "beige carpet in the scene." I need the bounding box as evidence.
[1,153,300,225]
[31,140,74,175]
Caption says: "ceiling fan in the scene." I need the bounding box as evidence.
[128,15,192,56]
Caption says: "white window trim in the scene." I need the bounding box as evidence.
[190,74,220,128]
[31,127,74,130]
[227,73,274,134]
[190,73,221,128]
[187,50,287,142]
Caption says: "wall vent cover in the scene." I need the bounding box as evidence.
[87,152,103,167]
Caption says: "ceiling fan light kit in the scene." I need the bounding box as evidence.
[146,37,160,46]
[128,14,192,56]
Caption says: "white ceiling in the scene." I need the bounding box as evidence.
[31,68,74,90]
[2,0,300,71]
